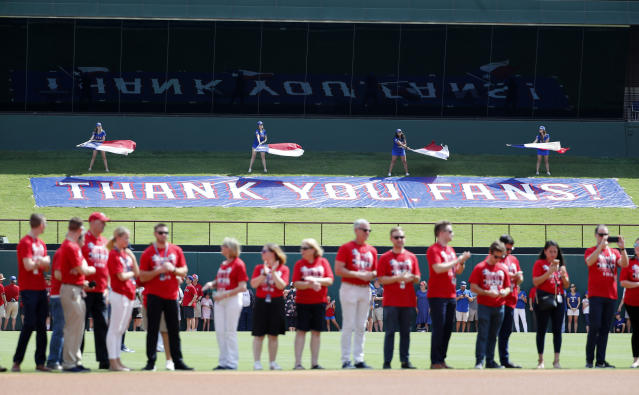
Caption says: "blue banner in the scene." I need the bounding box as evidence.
[30,176,634,208]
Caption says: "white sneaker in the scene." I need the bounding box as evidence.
[248,168,252,173]
[535,171,539,175]
[405,172,410,176]
[546,171,551,175]
[166,360,175,371]
[269,361,282,370]
[387,173,391,177]
[631,360,639,368]
[254,361,263,370]
[264,169,268,173]
[156,344,164,352]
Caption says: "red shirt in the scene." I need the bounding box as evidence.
[377,249,420,307]
[469,260,511,307]
[215,258,248,292]
[0,284,4,306]
[194,283,203,298]
[426,243,459,298]
[499,254,521,308]
[335,241,377,286]
[326,305,335,317]
[50,249,63,296]
[529,287,536,305]
[82,232,110,293]
[139,243,187,300]
[59,239,85,286]
[108,248,136,300]
[5,283,19,301]
[620,258,639,307]
[585,246,622,299]
[17,234,48,291]
[532,259,568,295]
[182,283,197,306]
[292,257,334,304]
[252,264,290,299]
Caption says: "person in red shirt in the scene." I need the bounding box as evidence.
[12,213,51,372]
[325,296,340,331]
[470,241,511,369]
[292,238,334,370]
[620,237,639,368]
[182,276,197,331]
[584,225,629,368]
[335,219,377,369]
[192,274,203,331]
[378,226,420,369]
[426,220,471,369]
[81,212,111,370]
[139,223,192,371]
[105,226,139,371]
[249,243,289,371]
[202,237,248,370]
[497,234,523,369]
[4,276,19,330]
[0,273,6,330]
[532,240,570,369]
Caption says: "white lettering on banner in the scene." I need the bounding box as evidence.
[427,183,454,200]
[151,78,183,95]
[364,182,400,201]
[91,78,106,94]
[540,184,575,201]
[144,183,176,199]
[57,181,89,199]
[322,81,354,97]
[101,182,135,200]
[114,78,142,94]
[194,79,222,95]
[526,83,541,100]
[581,184,603,200]
[283,81,312,96]
[408,82,437,98]
[488,85,508,99]
[249,80,279,96]
[449,82,479,99]
[227,182,265,200]
[47,78,58,91]
[325,183,357,200]
[282,182,315,200]
[462,183,496,200]
[380,84,402,99]
[180,182,217,199]
[501,184,538,201]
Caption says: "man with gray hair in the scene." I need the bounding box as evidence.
[335,219,377,369]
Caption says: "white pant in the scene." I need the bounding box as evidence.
[339,282,371,363]
[514,308,528,332]
[107,291,134,359]
[214,293,243,369]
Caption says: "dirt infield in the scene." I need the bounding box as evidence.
[2,369,635,394]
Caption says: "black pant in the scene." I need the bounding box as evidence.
[13,290,48,365]
[626,304,639,358]
[383,306,414,364]
[83,292,109,363]
[238,306,252,331]
[586,296,616,364]
[146,294,182,365]
[534,300,564,354]
[428,297,456,364]
[498,305,514,364]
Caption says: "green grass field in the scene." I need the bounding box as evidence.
[0,151,638,247]
[0,330,634,372]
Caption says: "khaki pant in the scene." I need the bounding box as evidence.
[61,284,86,369]
[6,301,18,318]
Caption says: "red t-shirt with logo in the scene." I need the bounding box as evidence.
[469,260,511,307]
[139,243,187,300]
[108,248,136,300]
[620,257,639,307]
[585,246,622,299]
[82,232,110,293]
[377,249,420,307]
[499,254,521,308]
[532,259,568,295]
[182,283,197,306]
[50,249,63,296]
[426,243,459,299]
[60,239,85,286]
[335,241,377,286]
[326,304,335,317]
[17,234,48,291]
[293,257,334,304]
[5,283,19,301]
[252,264,290,299]
[194,283,203,298]
[215,258,248,292]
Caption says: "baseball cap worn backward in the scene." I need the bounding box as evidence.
[192,274,198,280]
[460,281,467,285]
[89,212,110,222]
[257,121,263,125]
[539,125,546,130]
[96,122,102,126]
[11,275,17,281]
[187,275,194,281]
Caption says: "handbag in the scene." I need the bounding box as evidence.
[536,289,557,311]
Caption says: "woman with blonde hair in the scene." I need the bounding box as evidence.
[250,243,289,370]
[105,227,139,371]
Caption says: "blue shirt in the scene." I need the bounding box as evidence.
[456,289,471,312]
[392,137,406,156]
[567,292,580,308]
[516,290,527,309]
[253,129,267,148]
[92,130,106,141]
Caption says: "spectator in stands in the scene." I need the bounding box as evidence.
[336,219,377,369]
[455,281,471,332]
[584,225,628,368]
[372,279,384,332]
[293,238,334,370]
[182,276,197,331]
[614,313,626,333]
[284,286,297,331]
[201,293,213,331]
[426,220,471,369]
[566,284,581,333]
[12,213,51,372]
[468,289,478,332]
[250,243,289,371]
[497,235,523,369]
[0,273,6,330]
[533,240,570,369]
[620,238,639,368]
[325,296,340,331]
[416,281,430,332]
[582,291,590,333]
[514,288,527,332]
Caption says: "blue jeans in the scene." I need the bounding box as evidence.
[428,297,456,364]
[585,296,616,364]
[476,304,504,365]
[13,290,49,365]
[383,306,415,364]
[498,305,514,364]
[47,297,65,365]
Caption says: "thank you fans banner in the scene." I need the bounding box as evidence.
[30,176,635,208]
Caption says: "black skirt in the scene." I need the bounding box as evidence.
[251,296,286,336]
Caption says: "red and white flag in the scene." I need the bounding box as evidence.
[77,140,137,155]
[507,141,570,154]
[409,141,450,160]
[256,143,304,157]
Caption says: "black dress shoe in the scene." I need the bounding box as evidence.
[0,366,7,372]
[486,362,504,369]
[354,361,373,369]
[213,365,227,370]
[174,361,194,371]
[383,362,391,369]
[595,361,615,368]
[585,362,594,368]
[502,362,522,369]
[401,362,416,369]
[142,363,156,371]
[98,361,110,370]
[311,365,324,369]
[342,361,354,369]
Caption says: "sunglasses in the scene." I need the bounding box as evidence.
[598,233,609,237]
[506,247,515,252]
[300,246,311,250]
[492,254,505,260]
[359,228,372,233]
[156,231,169,235]
[393,235,405,240]
[261,249,271,253]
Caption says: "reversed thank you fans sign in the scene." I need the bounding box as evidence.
[30,175,635,208]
